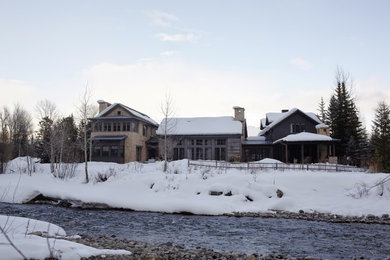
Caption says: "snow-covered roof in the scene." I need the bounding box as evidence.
[316,123,328,129]
[259,108,322,136]
[242,136,271,145]
[95,103,158,126]
[156,116,243,136]
[274,132,334,143]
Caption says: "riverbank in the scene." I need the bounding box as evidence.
[73,235,320,260]
[1,158,389,219]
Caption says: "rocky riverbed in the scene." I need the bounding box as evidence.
[73,235,320,260]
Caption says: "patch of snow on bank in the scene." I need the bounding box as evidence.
[0,215,131,260]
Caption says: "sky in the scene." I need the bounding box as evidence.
[0,0,389,134]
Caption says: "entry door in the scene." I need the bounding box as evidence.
[136,146,142,161]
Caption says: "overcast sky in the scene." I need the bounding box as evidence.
[1,0,389,133]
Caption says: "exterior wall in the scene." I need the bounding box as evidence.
[91,119,157,163]
[159,135,242,161]
[267,111,318,141]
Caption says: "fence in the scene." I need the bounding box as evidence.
[188,160,366,172]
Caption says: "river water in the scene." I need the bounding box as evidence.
[1,203,389,259]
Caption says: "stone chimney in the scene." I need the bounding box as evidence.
[97,100,111,113]
[233,106,245,122]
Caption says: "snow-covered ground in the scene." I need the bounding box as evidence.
[0,215,131,260]
[0,157,389,217]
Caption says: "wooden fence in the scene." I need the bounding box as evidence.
[188,160,366,172]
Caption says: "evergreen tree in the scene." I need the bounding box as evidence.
[35,117,53,163]
[371,101,390,172]
[326,68,367,165]
[317,97,327,123]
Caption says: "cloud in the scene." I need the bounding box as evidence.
[149,10,178,27]
[160,50,179,57]
[155,33,197,42]
[290,58,313,70]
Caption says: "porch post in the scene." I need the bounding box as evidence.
[316,144,320,163]
[301,144,304,164]
[284,143,288,163]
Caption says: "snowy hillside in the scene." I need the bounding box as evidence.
[0,157,389,217]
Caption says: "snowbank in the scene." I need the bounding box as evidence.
[0,215,131,260]
[0,157,389,217]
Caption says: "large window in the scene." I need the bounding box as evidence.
[290,123,305,133]
[215,147,226,161]
[173,148,185,160]
[94,122,102,132]
[93,146,101,157]
[111,146,118,157]
[102,146,109,156]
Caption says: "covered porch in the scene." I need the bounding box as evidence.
[273,132,338,164]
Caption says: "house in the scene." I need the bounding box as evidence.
[89,100,158,163]
[156,107,247,161]
[242,108,338,163]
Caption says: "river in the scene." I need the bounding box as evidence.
[1,203,389,259]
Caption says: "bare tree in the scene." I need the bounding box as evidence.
[10,104,33,158]
[35,99,59,173]
[77,85,96,183]
[160,93,176,172]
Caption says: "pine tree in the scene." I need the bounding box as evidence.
[317,97,327,123]
[35,117,53,163]
[326,68,367,165]
[371,101,390,172]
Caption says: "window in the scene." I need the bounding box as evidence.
[204,148,211,160]
[173,148,185,160]
[176,140,183,146]
[117,111,121,115]
[196,139,203,145]
[113,122,120,132]
[93,146,101,157]
[187,148,195,160]
[215,147,226,161]
[216,139,226,146]
[103,123,111,132]
[143,125,147,136]
[111,146,118,157]
[102,146,109,156]
[290,123,305,133]
[204,139,208,145]
[190,139,195,146]
[131,121,139,132]
[196,148,203,160]
[124,122,131,131]
[94,122,102,132]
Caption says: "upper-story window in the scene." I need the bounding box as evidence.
[131,121,139,132]
[124,122,130,131]
[290,123,305,133]
[103,122,111,132]
[143,124,148,136]
[113,122,120,132]
[216,139,226,146]
[94,122,102,132]
[196,139,203,145]
[117,111,121,116]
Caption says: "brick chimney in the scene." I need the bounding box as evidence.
[97,100,111,113]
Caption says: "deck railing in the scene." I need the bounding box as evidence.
[188,160,366,172]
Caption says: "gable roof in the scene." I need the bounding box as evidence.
[94,103,158,126]
[156,116,243,136]
[259,108,322,136]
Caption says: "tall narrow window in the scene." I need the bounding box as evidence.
[143,125,147,136]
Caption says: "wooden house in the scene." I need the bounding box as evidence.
[242,108,338,163]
